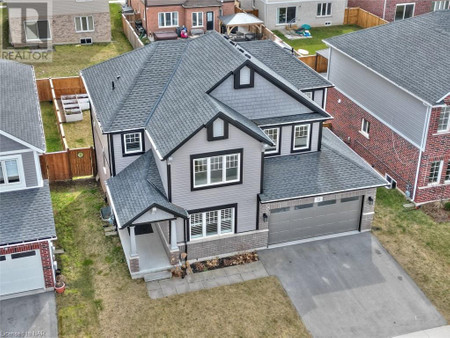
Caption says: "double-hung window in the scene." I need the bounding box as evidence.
[432,1,450,11]
[0,156,25,191]
[445,161,450,183]
[276,7,296,25]
[361,118,370,138]
[428,160,442,184]
[192,151,241,188]
[292,124,310,151]
[123,132,143,155]
[263,127,280,154]
[395,3,415,20]
[192,12,203,27]
[24,20,51,41]
[158,12,178,27]
[190,206,235,239]
[317,3,332,17]
[437,107,449,132]
[75,16,94,32]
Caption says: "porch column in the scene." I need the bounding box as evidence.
[130,226,137,257]
[170,220,178,251]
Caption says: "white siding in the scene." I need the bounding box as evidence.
[328,49,428,148]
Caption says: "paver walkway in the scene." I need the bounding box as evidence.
[146,261,268,299]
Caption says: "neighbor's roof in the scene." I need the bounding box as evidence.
[107,151,188,228]
[0,181,56,246]
[324,11,450,105]
[260,128,387,202]
[0,59,46,151]
[219,13,263,26]
[237,40,332,90]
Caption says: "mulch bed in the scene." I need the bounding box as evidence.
[189,252,259,273]
[421,202,450,223]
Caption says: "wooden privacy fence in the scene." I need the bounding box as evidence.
[299,54,328,73]
[344,7,388,28]
[40,147,96,182]
[122,13,144,49]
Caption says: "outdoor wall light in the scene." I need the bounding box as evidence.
[263,213,268,222]
[368,196,374,205]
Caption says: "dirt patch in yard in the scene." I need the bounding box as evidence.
[420,202,450,223]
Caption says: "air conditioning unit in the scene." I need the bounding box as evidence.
[324,21,332,26]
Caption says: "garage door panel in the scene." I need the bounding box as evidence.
[269,196,363,245]
[0,250,46,296]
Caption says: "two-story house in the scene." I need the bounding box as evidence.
[0,60,57,298]
[348,0,449,22]
[7,0,111,47]
[81,32,386,279]
[324,11,449,205]
[128,0,235,36]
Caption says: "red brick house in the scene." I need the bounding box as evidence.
[348,0,449,21]
[324,11,450,205]
[129,0,235,35]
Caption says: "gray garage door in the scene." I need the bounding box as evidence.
[268,196,363,245]
[0,250,45,296]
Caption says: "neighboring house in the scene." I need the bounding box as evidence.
[348,0,449,21]
[0,60,57,298]
[128,0,235,35]
[81,32,386,279]
[7,0,111,47]
[324,11,450,205]
[245,0,347,30]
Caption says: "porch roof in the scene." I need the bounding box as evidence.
[107,151,188,228]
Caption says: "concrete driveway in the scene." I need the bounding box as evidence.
[1,292,58,337]
[258,232,446,338]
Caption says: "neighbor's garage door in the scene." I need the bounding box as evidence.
[0,250,45,296]
[268,196,363,245]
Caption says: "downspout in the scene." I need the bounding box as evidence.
[382,0,387,20]
[144,0,148,33]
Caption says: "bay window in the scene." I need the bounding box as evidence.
[292,124,311,151]
[158,12,178,27]
[190,206,235,239]
[192,150,241,189]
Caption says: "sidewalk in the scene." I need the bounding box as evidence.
[146,261,268,299]
[393,326,450,338]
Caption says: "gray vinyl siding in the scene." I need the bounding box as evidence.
[22,151,38,187]
[313,89,324,108]
[278,121,320,156]
[152,147,168,195]
[0,134,28,152]
[210,72,312,120]
[171,124,262,235]
[92,114,110,188]
[113,132,151,175]
[328,49,428,148]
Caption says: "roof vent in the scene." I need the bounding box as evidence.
[229,40,236,46]
[112,81,115,90]
[116,75,121,80]
[244,53,251,59]
[237,48,244,53]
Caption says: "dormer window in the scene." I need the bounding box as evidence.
[0,156,25,191]
[292,124,311,152]
[123,132,144,155]
[234,66,254,89]
[207,118,229,141]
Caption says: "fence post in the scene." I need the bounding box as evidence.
[90,146,97,177]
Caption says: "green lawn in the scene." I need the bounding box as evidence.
[273,25,362,55]
[0,4,133,78]
[52,181,309,337]
[63,110,93,149]
[373,188,450,321]
[41,102,64,152]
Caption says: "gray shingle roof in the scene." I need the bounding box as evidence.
[260,128,387,202]
[324,11,450,105]
[0,181,56,245]
[107,151,188,228]
[237,40,332,90]
[253,112,329,126]
[0,59,46,151]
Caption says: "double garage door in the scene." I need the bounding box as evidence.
[0,250,45,296]
[268,196,363,245]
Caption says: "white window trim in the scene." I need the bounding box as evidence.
[437,107,450,133]
[276,6,296,25]
[23,20,51,42]
[263,127,280,154]
[433,1,450,11]
[193,153,241,188]
[317,2,333,17]
[444,161,450,184]
[293,124,311,151]
[0,155,26,192]
[360,118,370,139]
[123,133,143,155]
[192,12,204,27]
[74,16,95,33]
[384,173,397,189]
[158,11,179,28]
[395,3,415,20]
[189,207,235,240]
[428,160,443,186]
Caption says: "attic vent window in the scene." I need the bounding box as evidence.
[207,118,229,141]
[234,66,254,89]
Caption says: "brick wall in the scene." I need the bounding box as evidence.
[327,87,420,196]
[348,0,385,17]
[348,0,434,21]
[0,241,55,289]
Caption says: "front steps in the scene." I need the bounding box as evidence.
[144,270,172,282]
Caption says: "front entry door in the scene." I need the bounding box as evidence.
[206,11,214,31]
